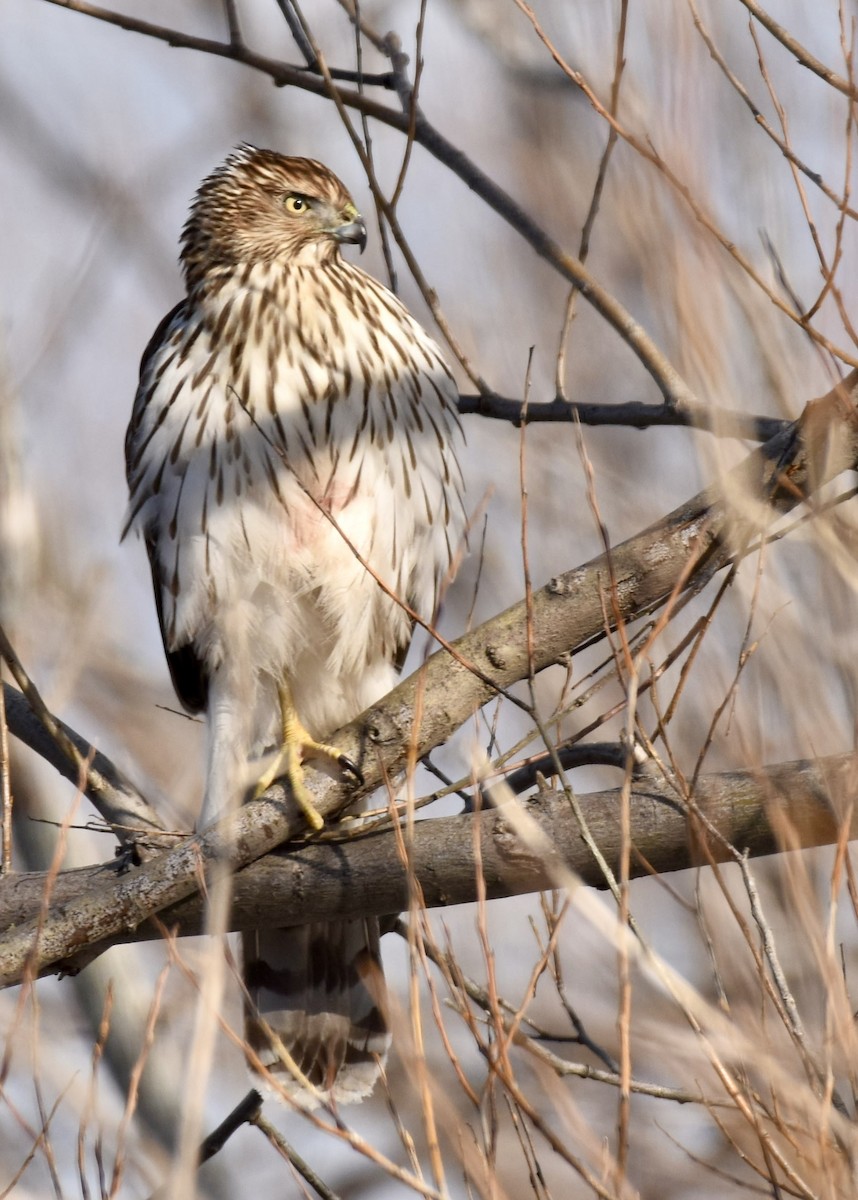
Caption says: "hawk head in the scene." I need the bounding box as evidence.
[180,144,367,287]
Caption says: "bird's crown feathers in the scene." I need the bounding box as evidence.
[180,144,362,287]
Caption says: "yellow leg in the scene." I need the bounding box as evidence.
[253,682,361,831]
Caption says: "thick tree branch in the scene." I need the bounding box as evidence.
[2,754,854,948]
[1,371,856,986]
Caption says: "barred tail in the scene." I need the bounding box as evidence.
[242,919,389,1108]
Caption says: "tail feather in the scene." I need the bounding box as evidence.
[202,667,392,1107]
[242,919,389,1107]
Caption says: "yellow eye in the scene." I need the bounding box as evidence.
[284,194,309,214]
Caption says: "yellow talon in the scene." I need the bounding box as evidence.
[253,683,361,831]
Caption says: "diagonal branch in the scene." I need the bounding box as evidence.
[736,0,857,99]
[1,371,856,986]
[2,682,166,845]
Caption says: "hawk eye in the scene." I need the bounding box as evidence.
[284,194,310,214]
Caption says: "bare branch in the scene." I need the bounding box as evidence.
[1,370,855,985]
[688,0,858,217]
[736,0,858,99]
[457,393,788,441]
[2,682,166,846]
[2,752,854,948]
[198,1088,262,1166]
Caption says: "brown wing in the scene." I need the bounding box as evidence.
[127,299,209,716]
[145,533,209,715]
[124,301,187,467]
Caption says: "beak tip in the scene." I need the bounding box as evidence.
[333,217,368,254]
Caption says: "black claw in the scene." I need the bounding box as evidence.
[338,754,364,786]
[114,841,143,872]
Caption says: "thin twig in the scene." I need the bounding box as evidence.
[555,0,628,398]
[407,919,727,1105]
[251,1109,343,1200]
[687,0,857,218]
[2,681,166,846]
[221,0,242,48]
[147,1089,299,1200]
[511,0,858,369]
[737,0,857,98]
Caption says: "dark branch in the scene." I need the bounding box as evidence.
[501,742,629,798]
[457,393,789,442]
[198,1089,262,1165]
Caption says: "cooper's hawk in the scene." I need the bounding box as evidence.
[124,145,465,1106]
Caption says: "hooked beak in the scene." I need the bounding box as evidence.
[332,212,367,254]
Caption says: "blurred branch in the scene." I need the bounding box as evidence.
[688,1,856,219]
[2,681,166,847]
[249,1109,342,1200]
[221,0,243,51]
[737,0,858,100]
[513,1,858,367]
[0,371,856,984]
[198,1089,262,1166]
[274,0,392,83]
[2,752,855,947]
[144,1089,263,1200]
